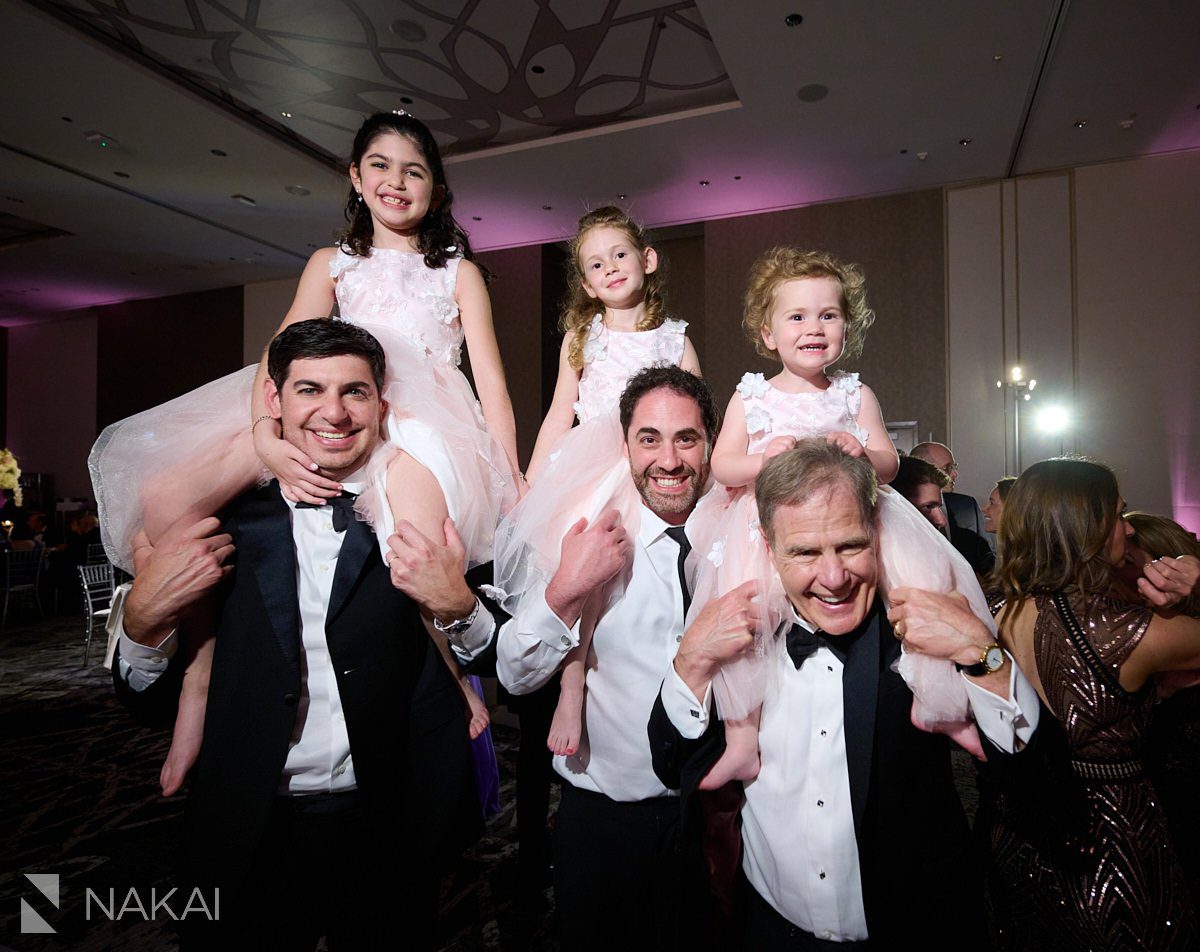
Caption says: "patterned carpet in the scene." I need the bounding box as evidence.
[0,609,554,951]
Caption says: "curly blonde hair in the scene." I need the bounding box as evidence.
[742,247,874,362]
[562,207,667,370]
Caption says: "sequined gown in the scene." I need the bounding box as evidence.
[985,590,1197,950]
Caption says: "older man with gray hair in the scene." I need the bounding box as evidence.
[650,439,1039,949]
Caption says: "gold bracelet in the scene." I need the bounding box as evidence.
[251,414,274,435]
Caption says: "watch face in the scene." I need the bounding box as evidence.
[984,645,1005,671]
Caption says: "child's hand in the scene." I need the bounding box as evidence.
[253,421,341,504]
[762,436,797,461]
[824,430,866,458]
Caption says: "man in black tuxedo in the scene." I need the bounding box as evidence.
[892,455,995,578]
[649,439,1039,949]
[113,320,496,949]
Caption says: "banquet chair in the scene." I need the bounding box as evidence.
[2,547,44,627]
[85,543,108,565]
[79,562,115,665]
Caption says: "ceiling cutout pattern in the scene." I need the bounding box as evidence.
[44,0,734,159]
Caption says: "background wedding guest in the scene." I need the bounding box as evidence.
[981,476,1018,535]
[910,441,987,539]
[893,455,995,577]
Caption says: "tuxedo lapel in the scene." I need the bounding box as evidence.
[327,515,375,626]
[841,601,882,835]
[241,488,301,675]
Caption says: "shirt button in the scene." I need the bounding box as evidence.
[320,563,329,572]
[676,635,682,643]
[827,664,833,672]
[819,871,826,880]
[820,729,827,737]
[151,656,163,664]
[560,635,571,646]
[817,799,824,807]
[333,764,346,777]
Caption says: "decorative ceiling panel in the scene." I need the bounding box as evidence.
[43,0,735,159]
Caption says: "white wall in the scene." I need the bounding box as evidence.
[6,313,98,499]
[948,150,1200,531]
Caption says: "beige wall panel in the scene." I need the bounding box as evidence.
[243,276,302,365]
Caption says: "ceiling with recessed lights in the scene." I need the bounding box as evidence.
[2,0,1198,323]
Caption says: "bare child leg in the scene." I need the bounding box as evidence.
[699,707,762,790]
[385,450,489,741]
[547,643,588,757]
[160,626,212,797]
[140,429,260,554]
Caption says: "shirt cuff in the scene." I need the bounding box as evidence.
[445,597,494,663]
[116,621,179,692]
[530,593,580,653]
[964,655,1040,754]
[662,664,712,740]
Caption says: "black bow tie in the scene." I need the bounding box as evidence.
[785,616,868,669]
[295,492,358,532]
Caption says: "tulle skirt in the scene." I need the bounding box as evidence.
[492,411,641,615]
[685,484,995,724]
[88,321,516,572]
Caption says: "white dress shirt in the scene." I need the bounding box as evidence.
[117,476,495,796]
[497,504,691,801]
[661,603,1040,940]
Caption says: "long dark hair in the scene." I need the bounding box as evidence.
[338,112,483,277]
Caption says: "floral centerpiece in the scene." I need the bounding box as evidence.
[0,448,22,507]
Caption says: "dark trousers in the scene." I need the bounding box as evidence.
[181,792,437,951]
[512,678,559,895]
[744,881,871,951]
[554,782,682,951]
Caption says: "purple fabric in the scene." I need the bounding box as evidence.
[467,675,502,819]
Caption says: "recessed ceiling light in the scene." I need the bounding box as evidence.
[617,193,627,199]
[699,180,710,187]
[281,111,293,118]
[61,116,73,122]
[1073,119,1087,129]
[959,137,972,146]
[784,13,803,27]
[113,171,130,178]
[733,176,742,181]
[84,130,116,148]
[899,149,908,155]
[211,148,227,157]
[231,194,257,206]
[390,19,426,42]
[531,64,545,74]
[797,83,828,102]
[472,216,482,221]
[400,96,413,105]
[542,204,552,210]
[917,151,928,160]
[285,185,311,196]
[993,54,1003,63]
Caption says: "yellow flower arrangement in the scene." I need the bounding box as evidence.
[0,448,22,507]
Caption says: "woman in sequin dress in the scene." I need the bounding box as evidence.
[983,459,1200,950]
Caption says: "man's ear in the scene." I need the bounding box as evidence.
[643,246,659,275]
[264,377,282,419]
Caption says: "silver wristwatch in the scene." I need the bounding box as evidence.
[432,597,481,635]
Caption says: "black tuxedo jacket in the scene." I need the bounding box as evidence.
[114,483,493,901]
[649,597,984,949]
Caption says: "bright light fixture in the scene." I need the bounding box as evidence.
[1036,404,1070,434]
